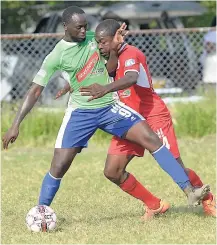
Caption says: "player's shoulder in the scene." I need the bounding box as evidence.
[48,40,69,56]
[120,44,144,61]
[55,39,77,50]
[126,44,143,55]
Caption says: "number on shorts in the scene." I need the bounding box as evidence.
[111,104,132,118]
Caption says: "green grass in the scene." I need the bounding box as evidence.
[172,94,216,138]
[1,135,216,244]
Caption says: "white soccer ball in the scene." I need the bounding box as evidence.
[26,205,57,232]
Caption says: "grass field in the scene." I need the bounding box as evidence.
[1,135,216,244]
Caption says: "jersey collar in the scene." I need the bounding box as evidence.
[61,39,78,46]
[118,42,128,56]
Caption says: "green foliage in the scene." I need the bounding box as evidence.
[1,1,62,9]
[1,92,216,148]
[200,1,216,13]
[183,1,216,27]
[1,108,63,147]
[182,13,215,28]
[1,106,111,147]
[172,93,216,138]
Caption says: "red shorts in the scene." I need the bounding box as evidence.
[108,117,180,158]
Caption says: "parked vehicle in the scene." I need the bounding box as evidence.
[1,1,207,104]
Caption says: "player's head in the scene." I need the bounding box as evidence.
[62,6,87,42]
[95,19,121,58]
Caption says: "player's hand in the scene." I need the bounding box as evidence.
[80,83,108,101]
[2,126,19,150]
[55,84,73,99]
[110,22,128,51]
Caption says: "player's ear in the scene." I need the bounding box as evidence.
[63,22,67,31]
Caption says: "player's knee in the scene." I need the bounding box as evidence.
[50,161,69,178]
[104,167,123,185]
[139,130,162,149]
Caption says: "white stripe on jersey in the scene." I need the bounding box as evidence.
[55,108,75,148]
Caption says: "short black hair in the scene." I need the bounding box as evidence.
[95,19,120,37]
[62,6,85,23]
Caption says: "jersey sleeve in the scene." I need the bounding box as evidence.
[122,50,140,75]
[32,47,60,87]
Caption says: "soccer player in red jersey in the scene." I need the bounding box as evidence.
[80,19,216,219]
[56,19,215,219]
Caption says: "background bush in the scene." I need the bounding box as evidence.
[1,93,215,147]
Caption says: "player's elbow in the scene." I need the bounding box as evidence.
[108,71,116,77]
[125,71,138,85]
[30,83,44,99]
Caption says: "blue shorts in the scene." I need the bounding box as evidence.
[55,103,144,149]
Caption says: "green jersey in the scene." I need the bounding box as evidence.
[33,32,114,109]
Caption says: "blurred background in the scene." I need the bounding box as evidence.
[1,3,216,243]
[1,0,216,106]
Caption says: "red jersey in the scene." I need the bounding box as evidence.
[115,44,170,124]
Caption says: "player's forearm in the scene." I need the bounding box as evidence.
[12,83,44,128]
[106,50,118,76]
[105,73,137,93]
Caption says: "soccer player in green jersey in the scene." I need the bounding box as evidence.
[2,6,209,216]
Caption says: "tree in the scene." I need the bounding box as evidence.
[200,1,216,13]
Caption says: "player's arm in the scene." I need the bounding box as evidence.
[80,51,139,101]
[55,83,71,99]
[2,50,59,149]
[106,23,128,76]
[2,83,44,149]
[80,71,138,101]
[105,71,138,91]
[55,73,73,100]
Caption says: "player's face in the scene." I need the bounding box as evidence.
[64,14,87,42]
[95,32,113,58]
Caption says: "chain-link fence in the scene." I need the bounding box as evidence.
[1,27,216,105]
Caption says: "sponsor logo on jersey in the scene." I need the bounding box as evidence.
[76,51,99,82]
[125,58,136,67]
[119,89,131,98]
[88,41,97,50]
[91,67,104,75]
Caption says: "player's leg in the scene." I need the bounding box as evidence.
[124,120,210,206]
[104,150,170,220]
[99,103,210,206]
[106,136,163,209]
[39,107,98,206]
[39,147,81,206]
[177,156,216,216]
[154,120,215,216]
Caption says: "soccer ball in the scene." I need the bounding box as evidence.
[26,205,57,232]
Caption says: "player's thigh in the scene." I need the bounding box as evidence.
[104,153,135,176]
[50,147,81,178]
[108,135,145,157]
[98,103,144,138]
[55,108,97,149]
[124,121,162,151]
[151,119,180,158]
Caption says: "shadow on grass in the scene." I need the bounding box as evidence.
[167,205,207,217]
[56,205,210,229]
[57,211,141,227]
